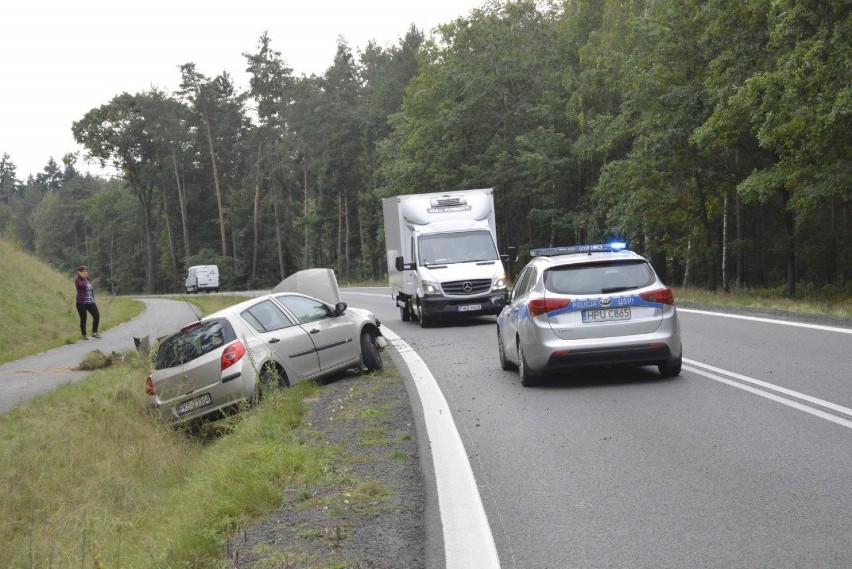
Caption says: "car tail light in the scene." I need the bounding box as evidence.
[528,297,571,317]
[145,375,155,396]
[639,288,675,305]
[221,341,246,371]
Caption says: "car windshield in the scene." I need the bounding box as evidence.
[544,260,655,295]
[155,318,236,370]
[418,230,498,266]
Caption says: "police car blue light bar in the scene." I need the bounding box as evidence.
[530,242,629,257]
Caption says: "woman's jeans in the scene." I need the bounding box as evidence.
[76,302,100,336]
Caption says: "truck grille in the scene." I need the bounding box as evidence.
[442,279,492,296]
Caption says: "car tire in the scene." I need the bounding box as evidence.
[518,343,539,387]
[400,303,412,322]
[497,327,514,371]
[255,361,288,403]
[658,354,682,378]
[360,331,383,371]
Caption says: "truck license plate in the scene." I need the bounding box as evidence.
[176,393,212,415]
[457,304,482,312]
[582,307,631,323]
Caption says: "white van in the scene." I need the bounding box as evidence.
[185,265,220,294]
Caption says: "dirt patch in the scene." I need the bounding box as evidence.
[226,358,426,568]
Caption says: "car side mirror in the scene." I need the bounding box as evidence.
[334,302,347,316]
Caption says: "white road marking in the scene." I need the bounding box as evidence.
[380,326,501,568]
[683,359,852,430]
[679,308,852,334]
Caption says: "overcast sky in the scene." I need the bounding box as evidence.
[1,0,484,179]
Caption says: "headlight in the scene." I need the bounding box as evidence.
[493,273,507,290]
[422,280,440,294]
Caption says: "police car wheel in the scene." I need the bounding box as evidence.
[658,354,682,378]
[497,328,514,371]
[518,344,538,387]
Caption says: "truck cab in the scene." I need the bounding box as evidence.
[383,189,509,327]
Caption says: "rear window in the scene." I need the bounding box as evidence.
[155,318,237,370]
[544,260,655,295]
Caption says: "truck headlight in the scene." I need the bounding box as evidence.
[493,273,507,291]
[422,280,440,295]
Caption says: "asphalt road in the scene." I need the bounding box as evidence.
[0,298,201,414]
[342,287,852,569]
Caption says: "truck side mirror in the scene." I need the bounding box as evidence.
[500,254,510,263]
[395,256,415,271]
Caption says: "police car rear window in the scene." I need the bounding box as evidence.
[544,260,655,295]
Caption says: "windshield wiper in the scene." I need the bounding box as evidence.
[601,286,638,294]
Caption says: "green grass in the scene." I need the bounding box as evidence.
[0,239,143,364]
[673,285,852,320]
[0,352,334,568]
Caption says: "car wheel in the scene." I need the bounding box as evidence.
[400,303,412,322]
[360,331,383,371]
[497,327,514,371]
[417,299,431,328]
[255,361,288,403]
[518,343,539,387]
[658,354,682,378]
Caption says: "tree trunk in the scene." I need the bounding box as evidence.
[344,194,350,280]
[203,110,228,258]
[303,164,310,269]
[171,145,191,259]
[782,189,796,297]
[162,191,179,292]
[274,194,284,280]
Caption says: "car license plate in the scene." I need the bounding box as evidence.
[175,393,212,415]
[582,307,631,323]
[457,304,482,312]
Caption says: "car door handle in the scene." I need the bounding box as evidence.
[268,337,280,343]
[310,329,319,334]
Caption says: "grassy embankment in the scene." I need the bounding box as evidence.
[673,285,852,320]
[0,239,143,364]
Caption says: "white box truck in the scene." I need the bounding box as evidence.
[382,188,509,327]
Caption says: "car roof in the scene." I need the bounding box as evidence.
[527,249,646,268]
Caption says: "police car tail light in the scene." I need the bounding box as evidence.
[221,341,246,371]
[639,288,675,305]
[528,298,570,317]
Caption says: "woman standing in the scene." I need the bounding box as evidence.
[74,266,101,340]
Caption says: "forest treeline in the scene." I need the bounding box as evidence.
[0,0,848,297]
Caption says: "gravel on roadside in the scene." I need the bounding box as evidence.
[226,357,426,569]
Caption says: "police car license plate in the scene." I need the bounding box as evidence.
[457,304,482,312]
[582,307,631,323]
[176,393,212,415]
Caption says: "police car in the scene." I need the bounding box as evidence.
[496,242,682,386]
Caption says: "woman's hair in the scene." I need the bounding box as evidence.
[77,265,87,272]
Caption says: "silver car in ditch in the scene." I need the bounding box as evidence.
[496,243,682,386]
[146,270,385,424]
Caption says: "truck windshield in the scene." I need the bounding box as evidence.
[418,231,498,266]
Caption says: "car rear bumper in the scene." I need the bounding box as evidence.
[422,292,508,317]
[544,343,674,370]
